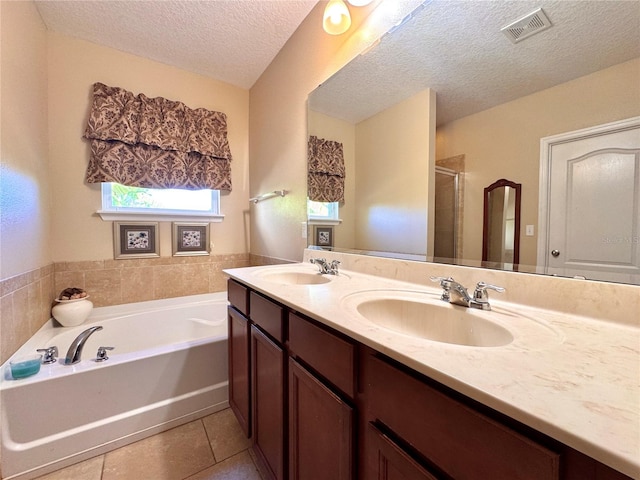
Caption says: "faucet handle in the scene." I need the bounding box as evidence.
[95,346,114,362]
[37,346,58,364]
[329,260,341,273]
[473,282,505,308]
[430,276,454,301]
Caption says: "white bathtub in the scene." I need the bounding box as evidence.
[0,293,229,480]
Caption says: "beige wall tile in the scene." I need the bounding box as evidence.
[9,287,34,357]
[39,273,56,324]
[153,263,210,299]
[24,281,40,336]
[121,267,155,304]
[1,295,15,363]
[84,269,123,307]
[54,271,86,298]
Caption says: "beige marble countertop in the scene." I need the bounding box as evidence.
[224,260,640,479]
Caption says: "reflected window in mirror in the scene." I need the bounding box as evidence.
[308,199,339,222]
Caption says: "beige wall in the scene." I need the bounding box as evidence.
[355,89,435,255]
[0,8,253,364]
[0,2,57,369]
[437,58,640,267]
[249,1,423,262]
[307,111,356,249]
[0,1,51,279]
[48,32,250,262]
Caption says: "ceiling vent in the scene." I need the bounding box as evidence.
[501,8,552,44]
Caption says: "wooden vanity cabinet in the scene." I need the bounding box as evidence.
[289,358,354,480]
[227,280,251,438]
[228,306,251,437]
[228,280,632,480]
[251,324,286,480]
[288,313,357,480]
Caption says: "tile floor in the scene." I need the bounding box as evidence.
[34,408,264,480]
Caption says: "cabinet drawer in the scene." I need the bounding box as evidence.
[364,353,560,480]
[227,279,249,316]
[366,423,438,480]
[288,312,356,398]
[250,291,284,343]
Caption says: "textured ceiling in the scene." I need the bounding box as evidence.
[34,0,318,89]
[309,0,640,125]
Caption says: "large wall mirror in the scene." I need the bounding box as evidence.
[307,0,640,285]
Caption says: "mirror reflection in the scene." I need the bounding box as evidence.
[482,179,521,272]
[307,0,640,284]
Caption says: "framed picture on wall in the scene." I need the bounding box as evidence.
[314,226,334,248]
[113,222,160,259]
[172,222,211,256]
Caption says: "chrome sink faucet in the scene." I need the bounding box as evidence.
[64,326,103,365]
[430,277,504,311]
[309,258,341,275]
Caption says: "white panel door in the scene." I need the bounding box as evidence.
[539,118,640,283]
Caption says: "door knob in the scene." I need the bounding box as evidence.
[551,249,560,257]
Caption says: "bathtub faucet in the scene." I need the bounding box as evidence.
[64,326,103,365]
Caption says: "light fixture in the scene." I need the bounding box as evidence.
[323,0,352,35]
[347,0,373,6]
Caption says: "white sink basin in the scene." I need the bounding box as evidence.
[355,297,513,347]
[259,271,332,285]
[254,265,350,285]
[341,289,562,349]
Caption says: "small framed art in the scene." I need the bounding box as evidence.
[172,222,211,256]
[113,222,160,259]
[314,226,334,248]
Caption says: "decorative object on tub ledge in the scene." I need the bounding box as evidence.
[172,222,210,256]
[308,135,345,203]
[249,189,288,204]
[52,288,94,327]
[314,226,334,248]
[83,82,233,191]
[113,221,160,259]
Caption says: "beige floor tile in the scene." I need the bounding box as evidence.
[185,450,263,480]
[34,455,104,480]
[102,421,215,480]
[202,408,251,462]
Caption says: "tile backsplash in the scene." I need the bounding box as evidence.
[0,264,56,364]
[0,253,253,363]
[54,253,251,307]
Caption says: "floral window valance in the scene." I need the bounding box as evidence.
[84,82,232,190]
[307,135,345,203]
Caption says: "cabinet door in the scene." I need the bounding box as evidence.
[366,423,438,480]
[252,325,285,480]
[289,358,353,480]
[228,306,250,437]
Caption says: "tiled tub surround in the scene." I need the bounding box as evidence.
[54,253,251,308]
[0,265,56,365]
[224,249,640,479]
[0,254,251,365]
[1,293,230,480]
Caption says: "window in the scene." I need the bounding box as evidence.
[307,199,339,223]
[98,183,223,222]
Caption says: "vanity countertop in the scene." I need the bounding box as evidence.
[224,261,639,479]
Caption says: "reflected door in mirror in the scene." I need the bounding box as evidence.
[483,179,521,271]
